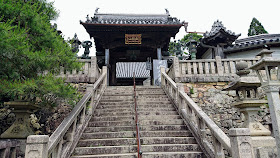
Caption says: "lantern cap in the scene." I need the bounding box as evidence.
[250,57,280,70]
[257,49,273,58]
[223,77,260,91]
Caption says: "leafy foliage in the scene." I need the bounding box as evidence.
[248,17,268,36]
[0,0,82,106]
[181,33,203,43]
[168,33,202,56]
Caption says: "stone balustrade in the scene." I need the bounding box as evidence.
[161,67,255,158]
[168,56,259,82]
[56,57,101,83]
[25,66,107,158]
[0,139,20,158]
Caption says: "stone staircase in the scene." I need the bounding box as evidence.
[71,86,205,158]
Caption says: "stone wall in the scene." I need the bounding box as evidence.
[183,82,272,134]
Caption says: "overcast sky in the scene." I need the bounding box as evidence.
[50,0,280,56]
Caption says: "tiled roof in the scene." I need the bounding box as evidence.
[203,20,240,39]
[116,62,150,78]
[224,34,280,52]
[82,13,182,25]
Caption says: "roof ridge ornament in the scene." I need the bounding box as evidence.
[203,20,240,39]
[95,7,100,14]
[165,8,170,16]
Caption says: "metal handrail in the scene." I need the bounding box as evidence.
[133,72,142,158]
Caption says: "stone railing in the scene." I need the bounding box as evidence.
[167,56,259,82]
[0,139,20,158]
[25,66,107,158]
[161,67,255,158]
[57,57,101,83]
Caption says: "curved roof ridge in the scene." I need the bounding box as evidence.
[235,34,280,44]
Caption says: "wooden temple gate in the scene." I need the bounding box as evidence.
[80,11,183,85]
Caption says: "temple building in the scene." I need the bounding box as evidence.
[197,20,280,59]
[80,10,184,85]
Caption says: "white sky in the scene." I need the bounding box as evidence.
[50,0,280,56]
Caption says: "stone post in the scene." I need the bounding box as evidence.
[215,56,224,76]
[105,49,110,85]
[176,83,185,112]
[157,48,162,60]
[173,57,180,82]
[262,83,280,157]
[90,57,97,83]
[160,66,165,88]
[229,128,255,158]
[25,135,49,158]
[86,84,94,115]
[102,66,107,87]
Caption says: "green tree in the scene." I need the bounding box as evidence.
[181,33,203,43]
[248,17,268,36]
[168,33,202,56]
[0,0,82,106]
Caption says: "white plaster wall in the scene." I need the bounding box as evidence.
[225,47,280,59]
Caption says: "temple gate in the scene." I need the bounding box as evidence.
[80,10,183,85]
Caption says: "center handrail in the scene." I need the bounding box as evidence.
[133,72,142,158]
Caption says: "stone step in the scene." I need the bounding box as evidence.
[137,88,165,91]
[71,153,137,158]
[141,137,196,145]
[137,98,170,101]
[138,115,181,120]
[137,108,175,112]
[138,111,178,115]
[71,152,204,158]
[91,116,134,121]
[84,124,188,133]
[103,93,133,96]
[101,96,133,100]
[103,91,133,94]
[85,126,134,133]
[95,108,134,113]
[142,152,204,158]
[98,101,134,105]
[77,138,136,147]
[137,92,165,95]
[137,101,172,104]
[73,145,137,155]
[100,99,134,102]
[73,144,201,156]
[137,104,174,108]
[94,110,179,117]
[76,137,196,147]
[139,119,184,125]
[97,104,174,109]
[88,120,134,127]
[140,131,192,137]
[141,144,201,152]
[137,95,168,98]
[94,112,134,117]
[96,105,133,109]
[95,108,175,113]
[140,125,188,131]
[99,100,171,105]
[80,131,134,139]
[81,131,192,139]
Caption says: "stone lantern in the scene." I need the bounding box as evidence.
[0,101,40,138]
[250,49,280,157]
[224,60,271,136]
[186,38,198,60]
